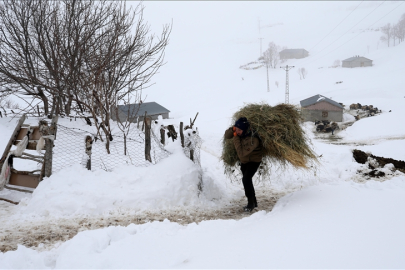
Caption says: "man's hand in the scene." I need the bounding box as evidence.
[233,126,237,137]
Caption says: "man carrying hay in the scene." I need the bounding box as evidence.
[222,103,318,212]
[224,117,263,212]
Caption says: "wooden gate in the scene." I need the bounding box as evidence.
[0,115,58,204]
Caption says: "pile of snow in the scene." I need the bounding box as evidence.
[2,178,405,268]
[14,137,227,219]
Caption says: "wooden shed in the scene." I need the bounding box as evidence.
[342,56,372,68]
[279,49,309,60]
[300,94,343,122]
[111,102,170,123]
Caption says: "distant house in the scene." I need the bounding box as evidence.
[111,102,170,123]
[342,56,373,68]
[279,49,309,60]
[300,94,343,122]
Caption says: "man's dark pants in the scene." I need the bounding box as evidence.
[240,161,261,198]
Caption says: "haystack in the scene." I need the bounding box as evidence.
[221,103,318,177]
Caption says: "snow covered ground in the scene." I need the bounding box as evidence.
[1,1,405,268]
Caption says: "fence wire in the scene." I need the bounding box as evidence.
[52,123,170,173]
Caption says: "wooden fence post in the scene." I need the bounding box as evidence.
[40,116,58,178]
[180,122,184,147]
[190,149,194,162]
[145,117,152,162]
[142,111,147,131]
[160,128,165,145]
[85,136,93,170]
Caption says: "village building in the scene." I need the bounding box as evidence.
[300,94,343,122]
[342,56,373,68]
[111,101,170,123]
[279,49,309,59]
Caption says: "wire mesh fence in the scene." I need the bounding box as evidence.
[52,123,170,173]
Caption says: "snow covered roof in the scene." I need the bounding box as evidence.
[280,49,308,54]
[117,102,170,117]
[342,56,372,62]
[300,94,343,109]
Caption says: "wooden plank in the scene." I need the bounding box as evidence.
[8,172,40,188]
[0,114,26,166]
[0,198,18,205]
[5,184,34,193]
[12,140,44,151]
[15,126,41,140]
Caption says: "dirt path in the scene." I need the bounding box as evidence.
[0,189,285,252]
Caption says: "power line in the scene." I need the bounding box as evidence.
[301,1,405,66]
[306,1,364,53]
[297,1,386,66]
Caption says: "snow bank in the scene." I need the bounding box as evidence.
[2,178,405,268]
[16,143,227,219]
[339,111,405,142]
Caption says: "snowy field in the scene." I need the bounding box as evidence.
[1,1,405,268]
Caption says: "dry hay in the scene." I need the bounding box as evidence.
[221,103,318,180]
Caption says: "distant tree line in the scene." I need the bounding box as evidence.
[380,13,405,47]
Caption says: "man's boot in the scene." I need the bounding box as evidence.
[243,196,256,212]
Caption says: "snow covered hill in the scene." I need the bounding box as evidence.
[1,1,405,268]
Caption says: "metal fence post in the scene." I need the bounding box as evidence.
[180,122,184,147]
[145,117,152,162]
[85,136,93,170]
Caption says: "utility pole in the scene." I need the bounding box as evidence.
[259,37,264,56]
[280,65,294,104]
[258,18,264,56]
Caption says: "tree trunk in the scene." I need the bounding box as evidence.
[65,95,73,116]
[37,87,49,115]
[266,65,270,92]
[124,133,127,155]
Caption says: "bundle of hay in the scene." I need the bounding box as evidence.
[221,103,318,177]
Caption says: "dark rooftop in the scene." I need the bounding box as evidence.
[300,94,343,109]
[117,102,170,117]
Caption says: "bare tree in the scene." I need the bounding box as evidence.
[381,23,392,47]
[0,0,114,116]
[0,0,171,153]
[394,15,405,44]
[297,67,307,80]
[113,93,142,156]
[275,81,279,88]
[0,0,51,114]
[332,59,341,68]
[259,42,281,92]
[74,2,171,153]
[262,42,280,69]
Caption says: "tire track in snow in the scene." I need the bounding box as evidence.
[0,189,285,252]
